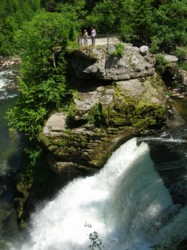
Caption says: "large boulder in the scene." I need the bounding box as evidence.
[41,74,167,178]
[70,43,155,81]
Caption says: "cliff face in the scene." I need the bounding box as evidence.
[14,45,187,228]
[70,44,155,80]
[40,43,167,180]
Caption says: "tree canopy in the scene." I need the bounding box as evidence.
[0,0,186,55]
[0,0,41,55]
[7,11,78,139]
[3,0,187,140]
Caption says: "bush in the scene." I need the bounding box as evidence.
[175,46,187,61]
[155,54,169,74]
[111,43,125,58]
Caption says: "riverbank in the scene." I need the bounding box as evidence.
[0,72,22,247]
[0,56,21,71]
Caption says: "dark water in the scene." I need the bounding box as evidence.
[139,130,187,205]
[139,98,187,207]
[0,69,21,248]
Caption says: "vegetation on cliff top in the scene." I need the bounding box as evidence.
[0,0,186,56]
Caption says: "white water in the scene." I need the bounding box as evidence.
[12,138,187,250]
[0,69,17,99]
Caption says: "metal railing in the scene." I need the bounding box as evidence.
[77,34,121,46]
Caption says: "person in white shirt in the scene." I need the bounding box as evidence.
[91,27,96,46]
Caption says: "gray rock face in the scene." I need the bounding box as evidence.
[164,54,178,63]
[42,74,167,177]
[40,44,179,182]
[43,112,66,134]
[70,43,155,81]
[139,45,149,56]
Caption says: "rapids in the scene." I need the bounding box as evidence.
[11,137,187,250]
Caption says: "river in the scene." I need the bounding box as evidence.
[0,67,21,249]
[0,67,187,249]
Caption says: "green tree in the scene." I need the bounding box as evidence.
[0,0,41,55]
[7,11,78,139]
[85,0,134,39]
[130,0,154,45]
[151,0,187,52]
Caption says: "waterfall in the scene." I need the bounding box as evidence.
[12,138,187,250]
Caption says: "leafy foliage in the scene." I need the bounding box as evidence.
[7,11,78,140]
[155,53,169,74]
[85,223,104,250]
[84,0,187,51]
[175,46,187,61]
[151,234,181,250]
[151,0,187,52]
[86,103,106,127]
[111,43,125,57]
[0,0,186,54]
[89,231,104,250]
[85,0,134,39]
[0,0,41,55]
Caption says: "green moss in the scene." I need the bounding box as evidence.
[104,83,166,130]
[44,130,88,157]
[86,103,107,127]
[14,143,63,228]
[102,84,138,127]
[149,75,165,87]
[133,103,165,130]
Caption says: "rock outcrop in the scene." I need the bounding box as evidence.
[70,44,155,80]
[40,43,168,180]
[16,44,187,228]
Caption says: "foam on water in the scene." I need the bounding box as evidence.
[11,138,187,250]
[0,69,17,99]
[0,79,7,89]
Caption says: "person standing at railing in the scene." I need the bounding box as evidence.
[91,27,96,47]
[83,29,88,47]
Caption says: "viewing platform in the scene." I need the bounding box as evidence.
[78,35,121,46]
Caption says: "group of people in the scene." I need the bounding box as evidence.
[83,28,96,47]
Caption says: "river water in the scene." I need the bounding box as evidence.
[0,68,21,249]
[0,68,187,249]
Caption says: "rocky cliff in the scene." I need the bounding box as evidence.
[70,44,155,80]
[14,43,187,229]
[40,43,168,181]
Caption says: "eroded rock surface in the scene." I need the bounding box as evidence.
[70,43,155,81]
[40,44,186,181]
[42,72,167,178]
